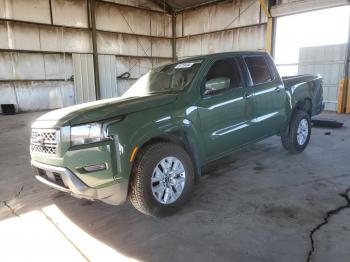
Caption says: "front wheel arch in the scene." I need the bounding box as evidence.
[130,131,201,184]
[128,141,195,216]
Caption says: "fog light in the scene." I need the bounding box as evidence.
[82,163,107,173]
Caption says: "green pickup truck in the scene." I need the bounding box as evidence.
[30,51,324,216]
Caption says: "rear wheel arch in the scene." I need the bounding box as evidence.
[282,98,312,136]
[293,98,312,116]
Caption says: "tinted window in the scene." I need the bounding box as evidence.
[244,56,272,85]
[206,58,243,89]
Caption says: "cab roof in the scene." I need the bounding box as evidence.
[178,51,268,62]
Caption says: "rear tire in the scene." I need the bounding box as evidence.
[281,110,311,154]
[129,142,195,217]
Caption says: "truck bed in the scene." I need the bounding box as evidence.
[282,74,324,116]
[282,74,320,89]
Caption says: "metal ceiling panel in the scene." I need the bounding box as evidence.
[103,0,165,12]
[158,0,229,12]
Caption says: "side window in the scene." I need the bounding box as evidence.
[205,58,243,92]
[244,56,272,85]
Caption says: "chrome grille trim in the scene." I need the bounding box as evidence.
[31,129,59,155]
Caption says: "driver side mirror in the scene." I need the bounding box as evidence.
[204,77,230,95]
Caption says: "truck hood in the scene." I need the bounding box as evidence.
[33,93,178,127]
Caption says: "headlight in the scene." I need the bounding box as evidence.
[71,122,108,146]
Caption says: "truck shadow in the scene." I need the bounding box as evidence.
[51,139,297,261]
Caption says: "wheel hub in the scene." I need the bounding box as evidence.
[297,118,309,145]
[151,156,186,204]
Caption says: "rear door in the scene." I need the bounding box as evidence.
[197,57,254,161]
[243,55,287,138]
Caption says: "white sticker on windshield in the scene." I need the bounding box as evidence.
[175,63,194,69]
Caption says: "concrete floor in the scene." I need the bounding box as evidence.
[0,111,349,262]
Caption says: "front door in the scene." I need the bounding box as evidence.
[197,57,254,161]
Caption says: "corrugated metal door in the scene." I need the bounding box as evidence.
[98,55,118,99]
[72,53,96,104]
[298,44,347,111]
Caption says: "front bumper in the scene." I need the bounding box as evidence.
[31,160,128,205]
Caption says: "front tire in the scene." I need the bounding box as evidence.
[129,142,195,217]
[281,110,311,154]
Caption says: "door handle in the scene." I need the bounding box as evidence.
[243,93,252,100]
[275,86,281,92]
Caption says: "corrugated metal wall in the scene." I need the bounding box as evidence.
[0,0,172,112]
[0,80,74,111]
[0,0,269,112]
[72,53,96,104]
[99,54,118,99]
[298,44,347,111]
[175,0,267,59]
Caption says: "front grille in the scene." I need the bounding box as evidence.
[31,129,58,155]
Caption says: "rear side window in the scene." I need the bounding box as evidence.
[206,58,243,89]
[244,56,272,85]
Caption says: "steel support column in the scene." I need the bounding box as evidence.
[344,14,350,113]
[90,0,101,100]
[172,14,177,61]
[337,14,350,113]
[258,0,275,55]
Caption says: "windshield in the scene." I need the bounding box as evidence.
[122,60,203,97]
